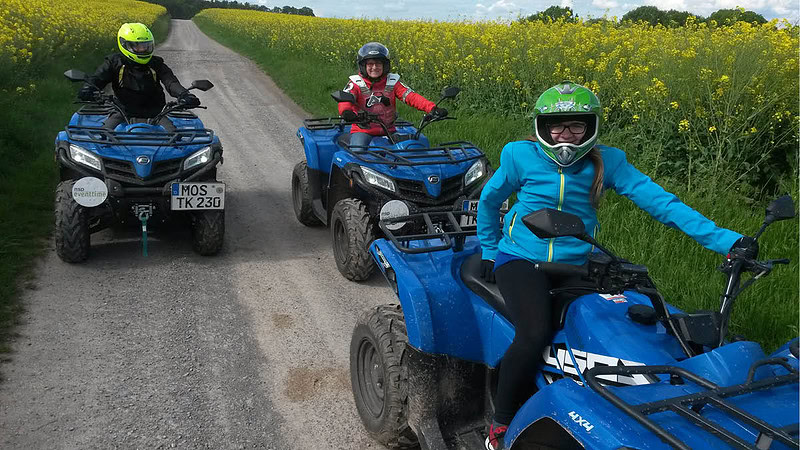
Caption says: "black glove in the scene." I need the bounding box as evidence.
[178,92,200,108]
[729,236,759,260]
[341,110,358,122]
[77,85,98,101]
[431,107,448,118]
[480,259,495,283]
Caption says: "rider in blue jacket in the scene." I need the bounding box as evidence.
[476,81,756,450]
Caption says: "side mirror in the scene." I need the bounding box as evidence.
[64,69,87,82]
[331,90,357,104]
[522,208,586,239]
[441,86,460,99]
[190,80,214,91]
[765,195,795,224]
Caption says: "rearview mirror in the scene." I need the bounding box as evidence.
[190,80,214,91]
[441,86,460,99]
[331,90,356,104]
[522,208,586,239]
[64,69,87,82]
[765,195,796,223]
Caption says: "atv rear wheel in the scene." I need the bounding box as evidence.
[331,198,374,281]
[54,180,90,263]
[191,210,224,255]
[350,304,417,449]
[292,161,321,226]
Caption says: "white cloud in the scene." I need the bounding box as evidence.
[384,1,407,12]
[475,0,517,13]
[592,0,620,8]
[561,0,574,8]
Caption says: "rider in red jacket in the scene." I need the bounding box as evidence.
[339,42,447,148]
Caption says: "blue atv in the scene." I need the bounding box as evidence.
[292,87,491,281]
[350,196,798,449]
[54,69,225,262]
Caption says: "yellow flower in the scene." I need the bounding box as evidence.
[708,125,717,132]
[678,119,690,132]
[670,101,679,109]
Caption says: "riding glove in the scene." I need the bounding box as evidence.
[431,107,448,118]
[178,92,200,108]
[480,259,496,283]
[729,236,759,260]
[341,110,358,122]
[78,85,97,101]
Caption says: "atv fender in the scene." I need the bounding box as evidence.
[506,379,655,450]
[369,238,492,362]
[297,128,322,171]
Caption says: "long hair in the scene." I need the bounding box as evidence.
[528,136,604,208]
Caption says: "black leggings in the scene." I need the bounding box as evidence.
[493,259,586,424]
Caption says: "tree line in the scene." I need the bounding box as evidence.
[144,0,314,20]
[524,5,769,27]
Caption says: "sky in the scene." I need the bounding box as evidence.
[253,0,799,23]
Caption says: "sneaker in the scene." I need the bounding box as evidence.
[485,423,508,450]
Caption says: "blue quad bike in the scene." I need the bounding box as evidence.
[54,69,225,262]
[292,87,492,281]
[350,195,799,449]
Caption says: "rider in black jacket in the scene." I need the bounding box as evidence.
[78,23,199,130]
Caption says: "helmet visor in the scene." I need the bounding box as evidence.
[120,37,154,56]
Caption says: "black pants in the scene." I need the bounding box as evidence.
[104,112,175,132]
[493,259,588,424]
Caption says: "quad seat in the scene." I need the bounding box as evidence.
[460,252,584,330]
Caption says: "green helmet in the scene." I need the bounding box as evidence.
[533,81,602,167]
[117,23,154,64]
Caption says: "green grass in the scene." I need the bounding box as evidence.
[0,15,170,353]
[195,17,798,352]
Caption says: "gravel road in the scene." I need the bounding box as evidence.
[0,19,396,449]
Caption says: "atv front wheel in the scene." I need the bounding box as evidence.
[54,180,90,263]
[350,304,417,448]
[331,198,375,281]
[291,161,321,226]
[191,210,225,255]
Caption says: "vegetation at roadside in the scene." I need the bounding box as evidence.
[142,0,314,19]
[0,0,169,353]
[194,10,798,351]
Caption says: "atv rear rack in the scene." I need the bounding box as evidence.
[585,359,800,450]
[346,140,484,167]
[303,117,414,131]
[66,125,214,146]
[379,211,477,254]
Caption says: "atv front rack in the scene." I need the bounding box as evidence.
[380,211,477,254]
[303,117,414,131]
[585,360,800,450]
[65,125,214,146]
[346,141,484,167]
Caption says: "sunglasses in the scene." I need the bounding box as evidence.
[548,122,587,134]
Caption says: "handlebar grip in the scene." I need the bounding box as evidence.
[534,262,589,278]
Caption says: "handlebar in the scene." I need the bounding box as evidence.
[534,261,589,278]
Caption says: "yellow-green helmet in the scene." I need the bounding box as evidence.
[118,23,154,64]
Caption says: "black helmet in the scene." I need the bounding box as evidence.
[357,42,391,79]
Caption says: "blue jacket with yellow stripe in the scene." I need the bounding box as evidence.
[477,140,741,265]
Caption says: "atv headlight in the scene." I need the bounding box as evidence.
[183,146,212,170]
[69,144,102,171]
[464,159,486,186]
[361,166,396,192]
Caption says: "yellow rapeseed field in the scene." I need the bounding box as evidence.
[196,9,798,188]
[1,0,165,88]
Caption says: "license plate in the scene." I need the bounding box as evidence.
[171,182,225,210]
[460,199,509,227]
